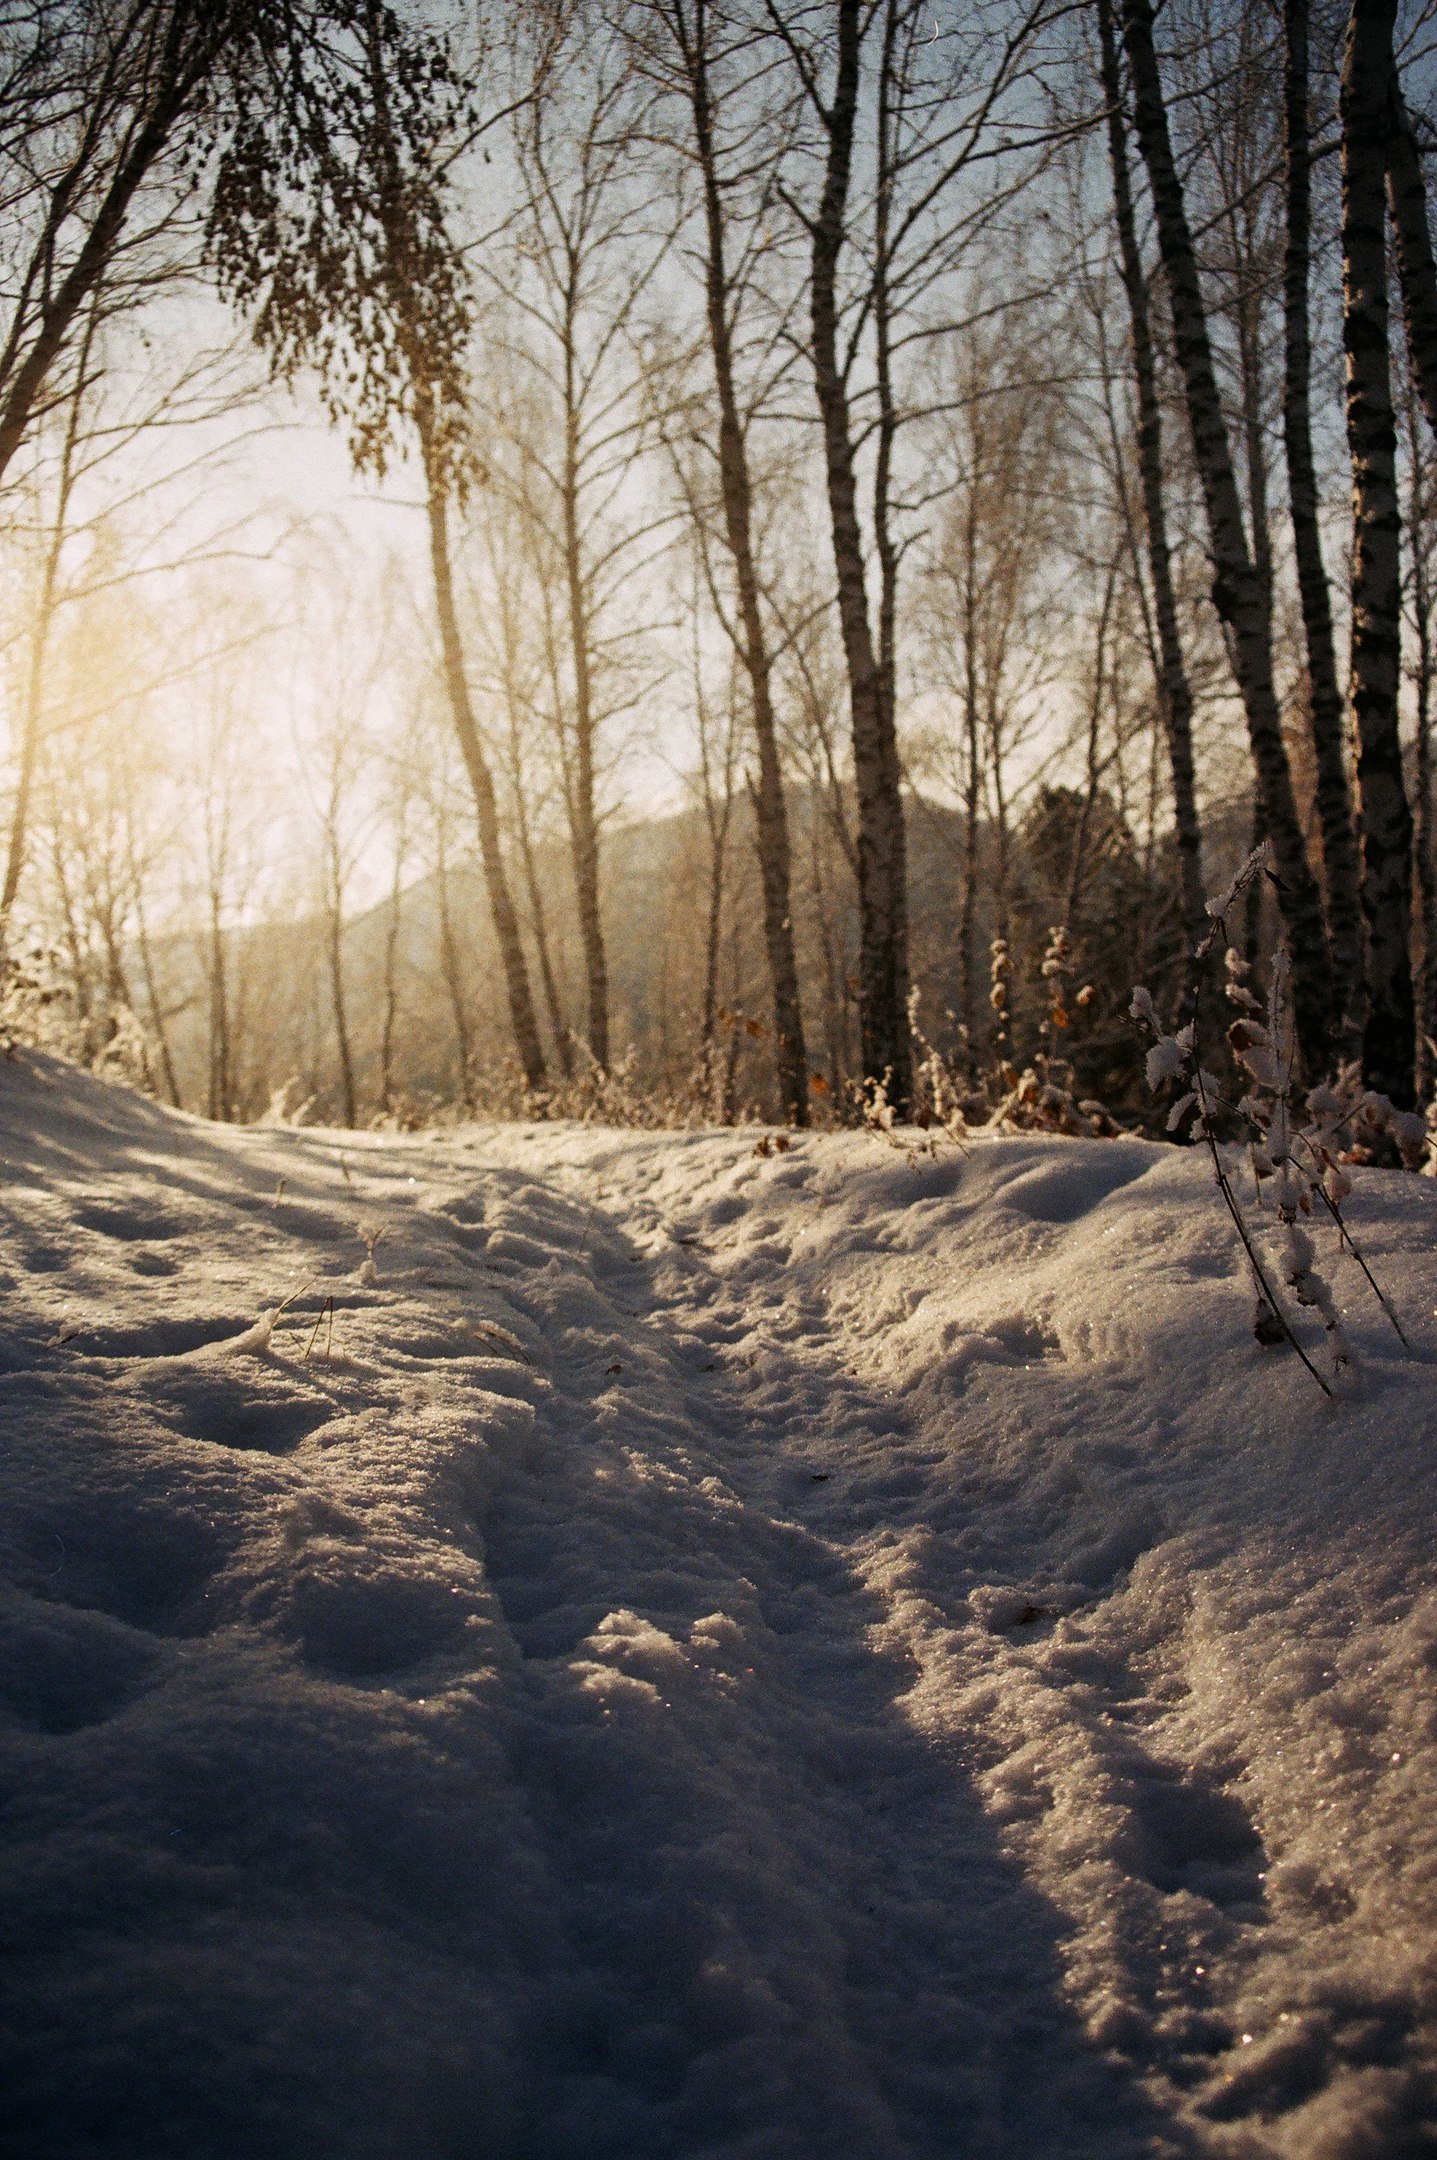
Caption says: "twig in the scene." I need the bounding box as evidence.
[1191,1022,1334,1399]
[302,1294,335,1363]
[271,1280,312,1333]
[1310,1172,1411,1349]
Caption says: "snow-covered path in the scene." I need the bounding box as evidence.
[464,1148,1164,2159]
[2,1059,1435,2159]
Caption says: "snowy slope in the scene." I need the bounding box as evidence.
[1,1053,1435,2160]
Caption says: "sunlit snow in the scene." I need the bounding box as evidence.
[2,1054,1434,2158]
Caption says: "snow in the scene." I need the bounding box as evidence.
[2,1054,1436,2159]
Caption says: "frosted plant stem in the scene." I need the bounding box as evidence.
[1192,1052,1334,1398]
[1325,1192,1410,1346]
[302,1296,335,1364]
[1304,1159,1411,1349]
[270,1281,310,1342]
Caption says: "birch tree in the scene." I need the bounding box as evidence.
[1095,0,1205,954]
[1341,0,1415,1105]
[488,8,674,1075]
[633,0,811,1122]
[1385,65,1437,447]
[1121,0,1335,1075]
[1283,0,1364,1043]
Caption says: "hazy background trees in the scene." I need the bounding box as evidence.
[4,0,1437,1129]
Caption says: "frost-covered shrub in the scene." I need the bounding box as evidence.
[0,941,153,1090]
[1010,785,1186,1111]
[258,1079,317,1128]
[452,1042,763,1132]
[1132,845,1410,1390]
[907,990,973,1142]
[367,1091,439,1133]
[983,928,1121,1138]
[988,1064,1122,1138]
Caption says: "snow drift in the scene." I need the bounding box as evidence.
[1,1053,1435,2159]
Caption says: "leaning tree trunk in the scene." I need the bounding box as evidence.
[1,290,103,939]
[433,828,476,1107]
[206,888,231,1124]
[1283,0,1366,1049]
[1122,0,1334,1077]
[0,15,226,493]
[423,462,548,1096]
[378,797,407,1113]
[362,0,548,1101]
[134,892,183,1110]
[807,0,912,1109]
[325,827,358,1127]
[559,383,611,1074]
[1097,0,1205,954]
[2,557,57,933]
[688,13,809,1124]
[1342,0,1416,1106]
[512,768,574,1081]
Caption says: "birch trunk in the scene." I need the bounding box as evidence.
[1342,0,1416,1105]
[1386,86,1437,446]
[422,462,548,1095]
[1389,83,1437,1078]
[1411,427,1437,1092]
[807,0,911,1108]
[683,0,809,1123]
[379,795,407,1113]
[1122,0,1334,1075]
[433,828,475,1107]
[560,375,610,1073]
[206,887,230,1124]
[126,822,184,1112]
[867,0,913,1097]
[324,822,358,1127]
[958,489,982,1073]
[1283,0,1366,1047]
[1096,0,1205,952]
[360,1,547,1096]
[1065,557,1118,931]
[513,780,573,1082]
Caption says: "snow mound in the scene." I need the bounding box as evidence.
[2,1054,1435,2158]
